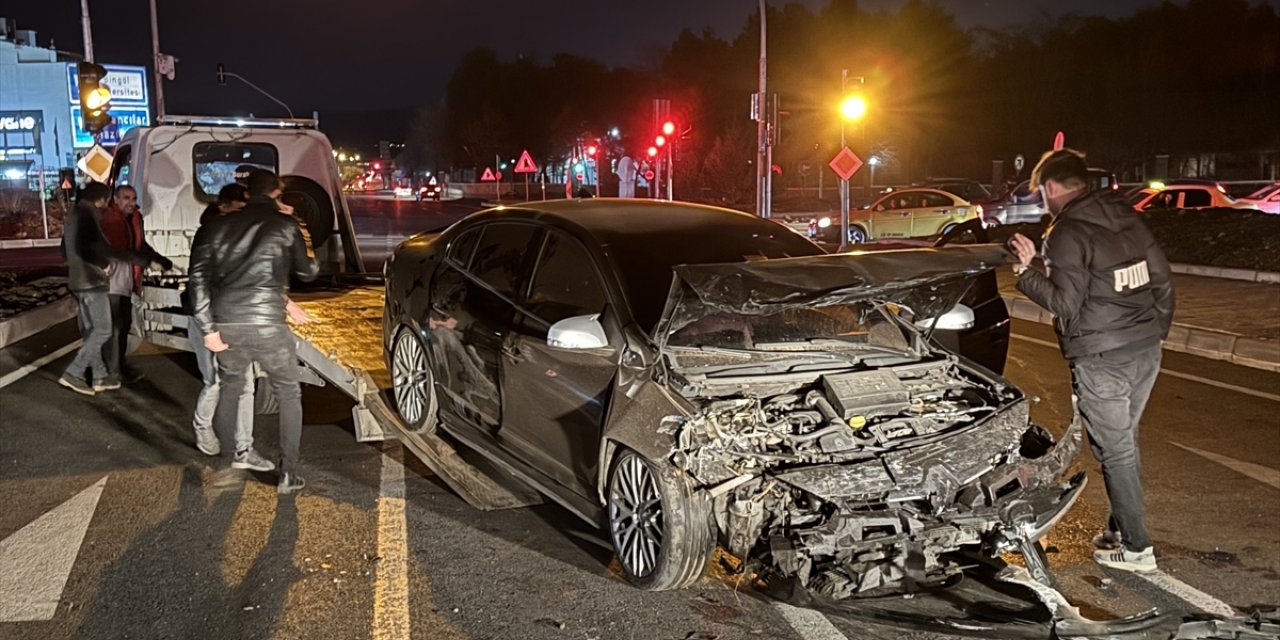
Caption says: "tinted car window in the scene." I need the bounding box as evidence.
[470,223,542,298]
[527,232,607,326]
[1182,189,1211,208]
[922,192,954,208]
[447,228,481,267]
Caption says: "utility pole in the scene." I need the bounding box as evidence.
[80,0,94,62]
[149,0,165,119]
[755,0,767,217]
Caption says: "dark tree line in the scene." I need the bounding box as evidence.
[402,0,1280,200]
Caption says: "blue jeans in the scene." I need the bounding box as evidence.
[1071,343,1162,551]
[65,289,112,383]
[188,322,255,452]
[214,324,302,472]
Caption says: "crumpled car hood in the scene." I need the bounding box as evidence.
[654,244,1012,347]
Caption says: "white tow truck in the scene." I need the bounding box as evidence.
[109,115,537,509]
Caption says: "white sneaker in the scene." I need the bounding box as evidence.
[195,427,220,456]
[1094,546,1157,573]
[231,449,276,472]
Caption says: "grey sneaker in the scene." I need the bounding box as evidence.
[277,472,306,495]
[1094,546,1157,573]
[94,375,122,391]
[1092,530,1123,550]
[195,427,220,456]
[231,449,276,472]
[59,374,96,396]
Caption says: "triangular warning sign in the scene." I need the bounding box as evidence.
[480,167,496,181]
[61,178,73,190]
[514,150,538,174]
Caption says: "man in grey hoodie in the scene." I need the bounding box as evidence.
[1009,149,1175,573]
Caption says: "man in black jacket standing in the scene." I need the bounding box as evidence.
[188,170,319,493]
[60,182,148,395]
[1010,149,1175,573]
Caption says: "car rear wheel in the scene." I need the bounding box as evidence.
[392,327,437,432]
[607,449,714,591]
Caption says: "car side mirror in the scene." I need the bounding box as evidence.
[915,303,975,331]
[548,314,609,350]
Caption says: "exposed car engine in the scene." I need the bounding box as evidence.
[661,356,1083,598]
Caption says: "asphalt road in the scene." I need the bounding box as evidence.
[2,196,1278,639]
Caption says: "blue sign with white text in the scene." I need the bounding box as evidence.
[67,64,150,106]
[70,105,151,148]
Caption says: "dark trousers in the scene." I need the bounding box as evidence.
[214,324,302,473]
[1070,343,1162,551]
[103,294,133,377]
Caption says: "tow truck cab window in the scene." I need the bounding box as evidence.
[109,145,132,188]
[192,142,278,204]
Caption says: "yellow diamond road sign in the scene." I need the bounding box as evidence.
[77,144,114,183]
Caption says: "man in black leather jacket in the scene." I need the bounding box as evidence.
[59,182,150,395]
[1010,149,1175,574]
[188,170,319,493]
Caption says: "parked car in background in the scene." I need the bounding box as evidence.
[810,188,982,243]
[1131,182,1255,211]
[922,178,994,205]
[418,176,444,201]
[985,168,1118,225]
[1238,182,1280,214]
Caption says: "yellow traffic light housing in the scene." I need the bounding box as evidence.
[77,62,113,134]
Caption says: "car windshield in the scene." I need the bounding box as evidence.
[600,220,824,332]
[668,299,913,354]
[1246,184,1279,200]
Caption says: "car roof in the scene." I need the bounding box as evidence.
[874,188,968,204]
[466,198,782,238]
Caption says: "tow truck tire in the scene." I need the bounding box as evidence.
[281,176,335,249]
[391,327,437,433]
[607,449,715,591]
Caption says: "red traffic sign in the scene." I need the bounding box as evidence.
[643,170,655,181]
[514,150,538,174]
[1053,131,1065,151]
[480,167,496,182]
[828,147,863,181]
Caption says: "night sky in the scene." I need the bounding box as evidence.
[7,0,1276,146]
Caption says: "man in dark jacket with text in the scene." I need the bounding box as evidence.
[188,170,319,493]
[1010,149,1175,573]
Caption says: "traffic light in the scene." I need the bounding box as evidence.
[661,121,676,136]
[655,135,667,148]
[77,62,112,134]
[585,143,598,156]
[647,146,658,158]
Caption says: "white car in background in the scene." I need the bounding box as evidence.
[1237,182,1280,214]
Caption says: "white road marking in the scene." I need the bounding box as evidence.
[0,476,108,622]
[0,339,83,389]
[774,603,849,640]
[1170,442,1280,490]
[1010,333,1280,403]
[374,445,410,640]
[1135,571,1237,619]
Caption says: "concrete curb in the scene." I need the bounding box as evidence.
[1002,295,1280,373]
[1169,263,1280,284]
[0,296,77,349]
[0,238,61,249]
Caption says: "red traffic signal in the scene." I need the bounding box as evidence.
[373,162,381,170]
[585,144,598,156]
[662,121,675,136]
[655,135,666,147]
[647,146,658,157]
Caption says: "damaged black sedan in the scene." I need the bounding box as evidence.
[382,200,1083,597]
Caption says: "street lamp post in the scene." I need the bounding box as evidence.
[838,71,866,252]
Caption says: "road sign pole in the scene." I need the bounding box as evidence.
[839,70,848,252]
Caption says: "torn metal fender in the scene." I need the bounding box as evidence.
[996,565,1175,639]
[594,378,689,505]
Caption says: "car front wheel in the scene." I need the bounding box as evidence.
[607,448,715,591]
[391,327,437,432]
[848,224,868,244]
